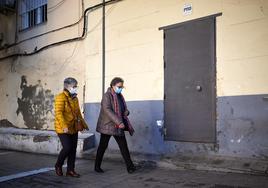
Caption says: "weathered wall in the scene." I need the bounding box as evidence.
[85,0,268,159]
[0,0,268,159]
[0,0,87,130]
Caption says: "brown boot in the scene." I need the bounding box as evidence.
[55,165,63,176]
[66,170,80,178]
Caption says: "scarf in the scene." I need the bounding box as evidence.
[110,88,135,136]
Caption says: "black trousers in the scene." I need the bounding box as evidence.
[95,134,134,169]
[56,133,78,172]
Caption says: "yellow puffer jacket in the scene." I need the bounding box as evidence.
[54,90,88,134]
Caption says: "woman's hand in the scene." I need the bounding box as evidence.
[124,110,130,116]
[118,123,125,129]
[63,127,68,133]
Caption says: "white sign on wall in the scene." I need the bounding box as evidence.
[183,3,192,15]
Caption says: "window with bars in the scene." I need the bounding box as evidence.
[19,0,47,31]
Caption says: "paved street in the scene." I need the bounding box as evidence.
[0,150,268,188]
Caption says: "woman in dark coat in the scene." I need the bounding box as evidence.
[95,77,136,173]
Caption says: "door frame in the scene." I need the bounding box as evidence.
[159,13,222,143]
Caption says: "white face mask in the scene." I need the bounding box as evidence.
[68,87,78,95]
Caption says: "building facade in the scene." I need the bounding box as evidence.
[0,0,268,159]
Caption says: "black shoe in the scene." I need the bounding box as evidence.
[127,166,136,174]
[95,167,104,173]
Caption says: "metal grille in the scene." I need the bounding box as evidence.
[19,0,47,13]
[19,0,47,30]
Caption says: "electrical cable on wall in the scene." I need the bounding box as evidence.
[47,0,66,12]
[47,3,116,76]
[5,2,117,76]
[0,0,122,61]
[0,0,82,51]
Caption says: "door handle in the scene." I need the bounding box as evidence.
[196,85,202,92]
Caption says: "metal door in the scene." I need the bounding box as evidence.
[163,16,217,143]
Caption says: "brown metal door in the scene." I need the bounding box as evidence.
[163,16,216,143]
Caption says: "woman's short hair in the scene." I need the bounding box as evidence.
[110,77,124,87]
[64,77,78,89]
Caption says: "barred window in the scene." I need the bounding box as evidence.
[19,0,47,31]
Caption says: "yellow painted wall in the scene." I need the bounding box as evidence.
[86,0,268,103]
[217,0,268,96]
[0,0,267,129]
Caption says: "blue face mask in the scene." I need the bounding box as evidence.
[115,87,123,94]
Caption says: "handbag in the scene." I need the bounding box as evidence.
[65,96,84,132]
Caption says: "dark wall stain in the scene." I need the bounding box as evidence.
[16,76,54,129]
[0,119,17,128]
[33,135,50,142]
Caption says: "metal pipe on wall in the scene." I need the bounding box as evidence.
[102,0,106,94]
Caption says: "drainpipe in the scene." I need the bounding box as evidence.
[102,0,106,94]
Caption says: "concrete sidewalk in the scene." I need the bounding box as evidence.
[159,155,268,176]
[83,150,268,176]
[1,150,268,188]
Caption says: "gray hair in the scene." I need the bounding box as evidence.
[64,77,78,89]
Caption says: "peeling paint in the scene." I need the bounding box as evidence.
[16,76,54,129]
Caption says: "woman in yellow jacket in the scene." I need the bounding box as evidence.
[54,77,88,178]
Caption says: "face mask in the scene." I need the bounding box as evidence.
[68,87,78,95]
[115,87,123,94]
